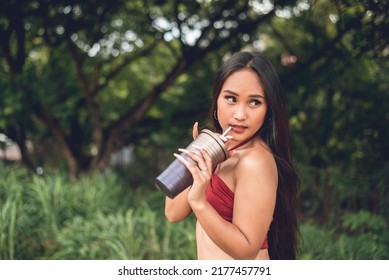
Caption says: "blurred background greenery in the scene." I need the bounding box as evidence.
[0,0,388,259]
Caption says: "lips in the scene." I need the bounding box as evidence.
[231,124,247,133]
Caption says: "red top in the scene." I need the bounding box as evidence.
[206,173,269,250]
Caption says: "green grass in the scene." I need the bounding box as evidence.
[0,163,197,259]
[1,163,388,260]
[299,212,389,260]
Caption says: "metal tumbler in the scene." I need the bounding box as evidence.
[155,129,229,199]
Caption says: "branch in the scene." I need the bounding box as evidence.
[109,57,188,135]
[66,37,104,150]
[91,39,161,96]
[34,105,79,175]
[94,56,189,170]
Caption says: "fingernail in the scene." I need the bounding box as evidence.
[178,148,191,154]
[174,153,189,165]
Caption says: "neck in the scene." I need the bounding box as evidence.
[228,135,257,151]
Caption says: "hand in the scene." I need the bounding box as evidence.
[173,145,212,206]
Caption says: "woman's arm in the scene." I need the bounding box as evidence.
[165,187,192,223]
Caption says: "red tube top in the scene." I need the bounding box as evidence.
[206,173,268,250]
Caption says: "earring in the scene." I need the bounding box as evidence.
[267,117,272,128]
[213,110,218,120]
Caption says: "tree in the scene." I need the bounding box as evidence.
[260,0,389,220]
[0,0,298,176]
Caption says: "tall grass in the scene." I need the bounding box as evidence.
[0,163,197,259]
[0,194,17,259]
[0,165,26,259]
[1,163,388,260]
[299,211,389,260]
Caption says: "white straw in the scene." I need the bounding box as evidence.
[221,126,232,137]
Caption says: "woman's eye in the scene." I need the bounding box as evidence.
[226,96,236,103]
[250,99,261,106]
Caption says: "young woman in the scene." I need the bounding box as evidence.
[165,52,299,260]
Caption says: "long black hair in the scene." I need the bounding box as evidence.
[208,52,300,259]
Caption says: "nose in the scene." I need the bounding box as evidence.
[233,106,247,121]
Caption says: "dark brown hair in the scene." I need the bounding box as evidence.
[208,52,300,259]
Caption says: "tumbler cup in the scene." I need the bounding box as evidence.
[155,129,228,198]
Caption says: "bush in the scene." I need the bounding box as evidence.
[0,163,197,260]
[299,211,389,259]
[1,163,388,260]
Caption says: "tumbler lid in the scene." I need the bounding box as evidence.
[200,129,228,161]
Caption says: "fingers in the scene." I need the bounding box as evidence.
[174,152,209,176]
[174,146,212,176]
[197,147,213,173]
[192,122,199,140]
[219,135,233,142]
[190,145,212,170]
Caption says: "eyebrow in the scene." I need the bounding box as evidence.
[223,89,265,99]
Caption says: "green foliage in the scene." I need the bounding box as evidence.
[300,211,389,260]
[0,163,197,260]
[1,163,389,260]
[338,211,389,259]
[265,0,389,227]
[298,161,389,226]
[0,193,18,259]
[49,204,196,260]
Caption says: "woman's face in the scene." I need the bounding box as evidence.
[216,69,267,144]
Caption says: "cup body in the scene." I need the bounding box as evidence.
[155,129,228,198]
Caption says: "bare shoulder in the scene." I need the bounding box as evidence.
[234,140,278,189]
